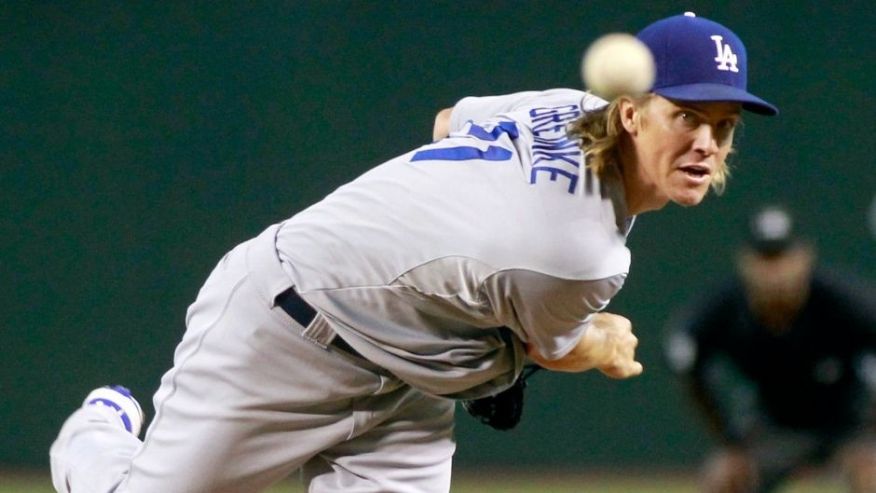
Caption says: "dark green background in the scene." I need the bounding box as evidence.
[3,1,874,470]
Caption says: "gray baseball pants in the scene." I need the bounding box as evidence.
[50,224,456,492]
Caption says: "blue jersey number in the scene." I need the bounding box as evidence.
[411,121,518,162]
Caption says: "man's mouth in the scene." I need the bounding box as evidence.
[679,164,711,179]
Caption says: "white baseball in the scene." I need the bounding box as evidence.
[581,33,656,100]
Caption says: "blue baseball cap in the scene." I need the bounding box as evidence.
[637,12,778,115]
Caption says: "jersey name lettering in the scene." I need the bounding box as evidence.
[528,105,583,194]
[531,104,581,135]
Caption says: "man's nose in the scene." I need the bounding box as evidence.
[692,124,719,155]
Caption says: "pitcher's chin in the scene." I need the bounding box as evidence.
[670,188,709,207]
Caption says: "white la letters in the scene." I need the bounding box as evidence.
[710,35,739,73]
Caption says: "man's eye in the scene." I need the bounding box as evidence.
[718,119,737,131]
[677,111,698,126]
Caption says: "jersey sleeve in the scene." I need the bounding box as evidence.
[481,269,626,360]
[449,88,594,133]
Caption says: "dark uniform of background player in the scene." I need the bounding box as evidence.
[664,205,876,493]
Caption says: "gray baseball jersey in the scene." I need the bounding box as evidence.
[277,88,633,399]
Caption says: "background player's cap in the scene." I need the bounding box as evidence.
[637,12,778,116]
[746,205,800,255]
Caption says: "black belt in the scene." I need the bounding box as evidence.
[274,287,361,357]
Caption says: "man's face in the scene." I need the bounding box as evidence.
[625,95,741,209]
[738,245,815,326]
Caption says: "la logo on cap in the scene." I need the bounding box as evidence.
[635,11,779,115]
[711,36,739,72]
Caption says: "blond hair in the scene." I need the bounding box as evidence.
[567,94,731,194]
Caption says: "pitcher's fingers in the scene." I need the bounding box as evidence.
[629,360,644,376]
[603,360,644,379]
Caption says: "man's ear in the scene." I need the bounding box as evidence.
[618,97,639,135]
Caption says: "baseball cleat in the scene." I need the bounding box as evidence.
[82,385,145,437]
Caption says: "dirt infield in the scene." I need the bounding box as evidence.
[0,467,844,492]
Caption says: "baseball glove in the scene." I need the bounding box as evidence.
[461,365,541,431]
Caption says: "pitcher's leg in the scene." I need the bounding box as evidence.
[120,273,391,492]
[302,390,456,493]
[51,239,392,493]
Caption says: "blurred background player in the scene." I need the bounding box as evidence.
[665,205,876,493]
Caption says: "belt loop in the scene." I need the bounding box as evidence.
[303,317,337,349]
